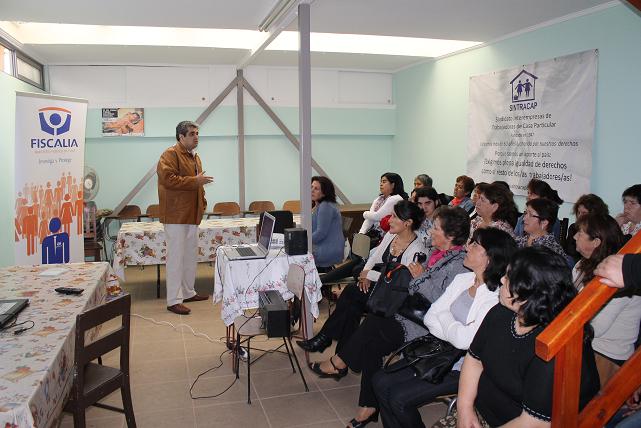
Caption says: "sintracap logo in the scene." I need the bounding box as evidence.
[38,107,71,136]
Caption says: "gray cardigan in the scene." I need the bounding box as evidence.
[394,248,470,341]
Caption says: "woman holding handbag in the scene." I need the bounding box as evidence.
[438,247,600,428]
[372,227,517,428]
[298,200,426,354]
[307,206,471,428]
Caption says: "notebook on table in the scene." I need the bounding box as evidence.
[223,212,276,260]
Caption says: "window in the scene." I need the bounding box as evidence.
[16,54,43,87]
[0,43,13,75]
[0,36,44,90]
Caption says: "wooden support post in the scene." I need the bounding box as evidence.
[551,329,583,427]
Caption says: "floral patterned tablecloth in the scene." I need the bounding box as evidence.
[0,262,120,428]
[213,247,323,326]
[112,216,301,280]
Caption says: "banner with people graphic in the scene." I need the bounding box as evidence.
[14,92,88,265]
[467,50,597,202]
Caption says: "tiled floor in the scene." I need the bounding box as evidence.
[58,264,447,427]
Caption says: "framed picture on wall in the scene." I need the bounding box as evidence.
[101,108,144,136]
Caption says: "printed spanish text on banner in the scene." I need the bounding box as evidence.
[14,92,88,264]
[467,50,597,202]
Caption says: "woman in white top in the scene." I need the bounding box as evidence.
[359,172,408,237]
[372,227,517,428]
[573,213,641,387]
[616,184,641,237]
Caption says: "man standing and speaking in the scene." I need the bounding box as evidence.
[158,120,213,315]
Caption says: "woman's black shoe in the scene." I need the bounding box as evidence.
[347,410,379,428]
[308,356,348,381]
[296,333,331,353]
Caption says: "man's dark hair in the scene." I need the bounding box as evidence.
[176,120,199,141]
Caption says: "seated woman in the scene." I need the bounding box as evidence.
[470,183,518,238]
[308,207,471,428]
[565,193,609,261]
[359,172,408,239]
[298,200,427,353]
[516,198,567,258]
[468,182,487,221]
[414,186,447,249]
[514,178,563,238]
[414,174,433,190]
[573,214,640,387]
[310,176,345,272]
[372,228,517,428]
[436,247,600,428]
[616,184,641,238]
[448,175,475,214]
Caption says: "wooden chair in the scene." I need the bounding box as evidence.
[207,201,241,218]
[233,264,309,404]
[138,204,159,221]
[248,200,276,215]
[83,201,103,262]
[282,200,301,214]
[118,205,142,220]
[63,294,136,427]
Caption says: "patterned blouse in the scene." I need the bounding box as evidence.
[417,217,434,249]
[469,217,516,240]
[622,221,641,237]
[516,233,567,258]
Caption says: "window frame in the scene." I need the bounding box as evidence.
[0,35,45,90]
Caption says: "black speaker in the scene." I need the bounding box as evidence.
[284,228,308,256]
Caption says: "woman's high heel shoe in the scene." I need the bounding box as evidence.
[347,410,379,428]
[309,356,348,381]
[296,332,332,353]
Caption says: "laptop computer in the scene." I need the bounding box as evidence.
[223,212,276,261]
[0,298,29,328]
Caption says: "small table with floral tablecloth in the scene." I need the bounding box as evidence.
[213,246,323,353]
[0,262,121,428]
[113,216,300,297]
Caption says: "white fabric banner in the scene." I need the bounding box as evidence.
[467,50,597,202]
[14,92,88,265]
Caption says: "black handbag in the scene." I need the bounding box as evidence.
[383,333,465,384]
[397,292,432,326]
[365,262,412,318]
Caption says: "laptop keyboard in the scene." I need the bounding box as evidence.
[236,247,258,257]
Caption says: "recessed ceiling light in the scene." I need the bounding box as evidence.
[0,22,481,58]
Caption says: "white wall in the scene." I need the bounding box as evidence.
[48,65,394,108]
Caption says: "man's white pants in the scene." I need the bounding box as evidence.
[164,224,198,306]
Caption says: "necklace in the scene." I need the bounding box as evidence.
[391,233,415,256]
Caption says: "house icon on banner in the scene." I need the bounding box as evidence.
[510,70,538,103]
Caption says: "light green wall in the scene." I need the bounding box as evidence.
[0,73,45,267]
[85,105,394,214]
[393,4,641,217]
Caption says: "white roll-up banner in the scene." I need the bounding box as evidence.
[467,50,597,202]
[14,92,88,265]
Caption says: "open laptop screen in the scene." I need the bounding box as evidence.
[257,212,275,252]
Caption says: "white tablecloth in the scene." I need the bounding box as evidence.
[213,247,323,326]
[113,216,300,279]
[0,263,121,428]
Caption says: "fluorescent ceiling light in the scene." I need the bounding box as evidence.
[0,22,481,57]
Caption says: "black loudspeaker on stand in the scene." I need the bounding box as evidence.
[284,228,308,256]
